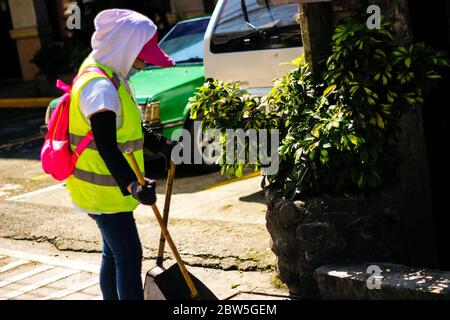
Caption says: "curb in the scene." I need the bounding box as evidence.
[0,97,54,108]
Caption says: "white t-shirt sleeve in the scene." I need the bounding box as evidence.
[79,78,121,121]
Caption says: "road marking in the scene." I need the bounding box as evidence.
[0,184,21,192]
[205,171,261,191]
[0,135,43,150]
[5,183,65,202]
[2,269,79,300]
[31,174,50,181]
[41,277,98,300]
[0,248,99,274]
[0,265,53,288]
[0,259,30,273]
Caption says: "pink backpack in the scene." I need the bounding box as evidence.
[41,67,118,181]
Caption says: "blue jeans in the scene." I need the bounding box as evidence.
[89,212,144,300]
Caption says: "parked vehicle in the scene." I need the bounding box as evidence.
[204,0,303,97]
[43,16,211,162]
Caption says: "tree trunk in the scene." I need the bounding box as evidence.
[298,2,332,74]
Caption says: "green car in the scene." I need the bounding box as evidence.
[44,16,210,163]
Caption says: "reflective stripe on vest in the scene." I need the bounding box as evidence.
[72,168,118,186]
[72,167,145,187]
[69,133,144,153]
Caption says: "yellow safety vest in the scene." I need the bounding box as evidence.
[66,57,144,213]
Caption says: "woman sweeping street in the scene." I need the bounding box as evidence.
[66,9,176,300]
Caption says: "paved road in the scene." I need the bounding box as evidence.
[1,170,273,271]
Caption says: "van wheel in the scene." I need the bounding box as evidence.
[185,120,220,173]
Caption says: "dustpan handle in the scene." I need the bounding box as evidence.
[126,151,200,299]
[156,160,176,266]
[150,203,200,299]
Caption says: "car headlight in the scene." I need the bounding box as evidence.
[45,106,55,124]
[143,101,160,124]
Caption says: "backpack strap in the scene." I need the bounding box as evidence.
[56,79,72,93]
[73,131,94,158]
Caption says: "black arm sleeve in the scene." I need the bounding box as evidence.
[90,111,137,196]
[142,122,171,154]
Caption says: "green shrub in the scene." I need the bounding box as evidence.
[189,80,279,178]
[191,17,449,199]
[270,57,390,197]
[271,17,448,198]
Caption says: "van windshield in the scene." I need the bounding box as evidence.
[211,0,301,53]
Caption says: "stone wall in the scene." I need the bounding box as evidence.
[265,187,409,297]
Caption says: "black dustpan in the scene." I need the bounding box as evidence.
[144,263,218,300]
[125,155,218,300]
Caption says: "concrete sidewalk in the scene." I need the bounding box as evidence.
[0,238,290,300]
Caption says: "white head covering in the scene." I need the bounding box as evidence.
[90,9,156,77]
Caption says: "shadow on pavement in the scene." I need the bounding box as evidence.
[239,189,265,204]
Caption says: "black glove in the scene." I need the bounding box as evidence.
[130,178,157,205]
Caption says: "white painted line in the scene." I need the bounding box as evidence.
[6,183,65,201]
[0,259,30,273]
[0,248,99,274]
[0,265,53,288]
[2,269,79,300]
[41,277,98,300]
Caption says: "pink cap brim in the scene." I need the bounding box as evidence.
[137,34,174,67]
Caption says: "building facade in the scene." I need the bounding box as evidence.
[1,0,217,81]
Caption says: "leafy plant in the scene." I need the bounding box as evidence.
[189,80,279,177]
[191,16,449,199]
[271,17,448,198]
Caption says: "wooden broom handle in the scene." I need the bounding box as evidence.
[126,151,199,299]
[156,160,176,266]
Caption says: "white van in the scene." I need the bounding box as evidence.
[204,0,304,96]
